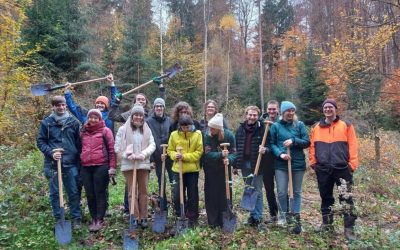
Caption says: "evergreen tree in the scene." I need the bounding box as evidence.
[22,0,88,81]
[297,44,328,125]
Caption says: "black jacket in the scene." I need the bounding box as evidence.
[147,112,172,164]
[37,114,81,169]
[235,121,268,172]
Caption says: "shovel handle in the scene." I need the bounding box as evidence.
[52,148,65,208]
[176,146,184,216]
[69,76,109,87]
[130,162,138,216]
[220,143,231,201]
[287,147,294,199]
[253,121,271,176]
[122,73,169,97]
[160,144,168,199]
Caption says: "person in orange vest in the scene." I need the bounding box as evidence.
[309,99,359,241]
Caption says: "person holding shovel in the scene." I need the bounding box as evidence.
[269,101,310,234]
[235,106,269,228]
[115,104,156,229]
[203,113,237,228]
[80,109,116,232]
[167,115,203,228]
[64,74,116,132]
[309,99,359,240]
[36,96,82,229]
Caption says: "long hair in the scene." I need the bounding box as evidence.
[133,93,149,110]
[208,128,224,141]
[203,99,219,121]
[171,101,193,123]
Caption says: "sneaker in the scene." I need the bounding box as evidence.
[264,216,277,225]
[88,219,97,232]
[140,219,148,229]
[72,218,82,230]
[247,217,260,227]
[277,214,287,227]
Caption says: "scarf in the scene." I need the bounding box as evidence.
[243,121,256,158]
[50,111,70,125]
[82,120,105,134]
[118,115,151,158]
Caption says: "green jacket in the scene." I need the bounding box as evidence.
[203,129,237,168]
[269,119,310,171]
[167,126,203,173]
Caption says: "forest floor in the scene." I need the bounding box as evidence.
[0,131,399,249]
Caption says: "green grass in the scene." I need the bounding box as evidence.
[0,145,399,249]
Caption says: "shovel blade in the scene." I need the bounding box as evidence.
[240,187,259,211]
[175,218,188,235]
[55,219,72,245]
[31,83,52,96]
[222,211,237,233]
[123,230,139,250]
[152,210,167,233]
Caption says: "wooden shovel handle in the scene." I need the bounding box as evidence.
[220,143,231,201]
[52,148,65,208]
[69,76,109,87]
[287,147,294,199]
[130,161,138,215]
[160,144,168,199]
[253,122,271,176]
[176,146,184,209]
[122,73,169,97]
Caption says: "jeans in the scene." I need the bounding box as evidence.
[241,160,264,221]
[44,166,81,220]
[155,158,173,211]
[172,172,199,221]
[263,162,278,217]
[275,169,305,214]
[81,165,109,220]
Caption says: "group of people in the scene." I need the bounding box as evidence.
[37,74,359,241]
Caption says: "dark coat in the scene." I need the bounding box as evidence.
[37,114,81,169]
[235,121,269,172]
[146,112,172,164]
[269,119,310,171]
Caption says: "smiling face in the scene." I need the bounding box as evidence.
[323,103,337,120]
[135,94,147,107]
[131,113,144,127]
[52,102,67,115]
[154,104,164,117]
[267,103,279,121]
[206,103,216,117]
[246,109,259,125]
[88,114,100,126]
[282,108,295,122]
[95,102,106,111]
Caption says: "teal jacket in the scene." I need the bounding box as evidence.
[203,129,237,168]
[269,119,310,171]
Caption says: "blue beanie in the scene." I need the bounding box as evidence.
[280,101,296,114]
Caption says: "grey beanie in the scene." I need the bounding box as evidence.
[153,98,165,107]
[131,104,144,115]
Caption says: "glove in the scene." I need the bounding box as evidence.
[152,76,162,85]
[115,92,123,104]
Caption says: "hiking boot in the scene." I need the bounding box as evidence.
[264,216,277,225]
[291,214,302,234]
[344,227,357,241]
[88,219,97,232]
[246,216,260,227]
[188,219,198,229]
[277,214,287,227]
[72,218,82,230]
[140,219,148,229]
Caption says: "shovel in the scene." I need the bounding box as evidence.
[52,148,72,245]
[31,76,109,96]
[220,143,237,233]
[121,63,183,97]
[152,144,168,233]
[123,162,139,250]
[175,146,188,235]
[287,147,294,214]
[240,121,271,211]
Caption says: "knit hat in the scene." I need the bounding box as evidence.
[130,104,144,115]
[178,115,193,126]
[153,98,165,108]
[95,96,109,109]
[280,101,296,114]
[87,109,102,119]
[51,96,66,106]
[208,113,224,130]
[322,98,338,109]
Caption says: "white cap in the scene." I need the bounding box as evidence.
[208,113,224,130]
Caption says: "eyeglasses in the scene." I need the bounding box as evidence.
[154,105,164,108]
[180,123,191,126]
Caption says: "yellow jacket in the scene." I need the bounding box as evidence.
[167,128,203,173]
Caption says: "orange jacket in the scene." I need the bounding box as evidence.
[309,117,359,171]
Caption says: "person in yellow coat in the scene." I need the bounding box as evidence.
[167,114,203,227]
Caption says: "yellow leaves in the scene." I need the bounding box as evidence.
[219,14,237,31]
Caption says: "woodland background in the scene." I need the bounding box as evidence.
[0,0,399,249]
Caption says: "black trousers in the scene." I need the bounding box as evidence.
[263,163,278,217]
[315,166,357,227]
[204,165,232,227]
[155,158,174,211]
[172,172,199,221]
[81,165,109,220]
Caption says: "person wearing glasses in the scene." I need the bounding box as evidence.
[169,101,201,133]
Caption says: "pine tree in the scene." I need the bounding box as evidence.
[22,0,88,81]
[297,44,328,125]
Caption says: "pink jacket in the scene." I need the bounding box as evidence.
[80,120,116,169]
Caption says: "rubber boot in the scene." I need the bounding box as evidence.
[292,213,302,234]
[318,213,334,232]
[344,213,357,241]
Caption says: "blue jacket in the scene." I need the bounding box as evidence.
[64,86,117,132]
[269,119,310,171]
[36,114,81,169]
